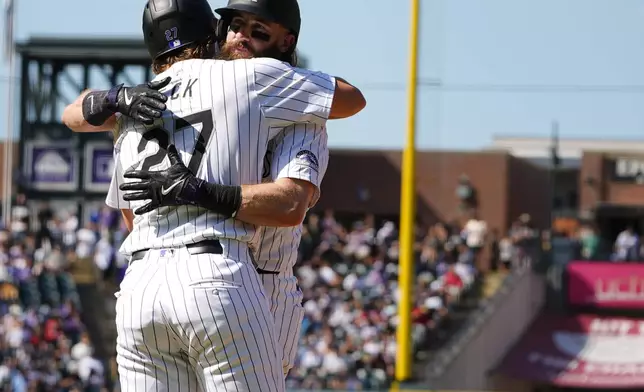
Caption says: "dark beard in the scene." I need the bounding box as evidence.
[216,40,284,62]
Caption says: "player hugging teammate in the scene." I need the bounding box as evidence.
[62,0,365,390]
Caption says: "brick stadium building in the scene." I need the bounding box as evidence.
[314,148,550,239]
[493,135,644,240]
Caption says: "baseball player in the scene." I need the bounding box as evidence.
[64,1,362,392]
[122,0,354,377]
[61,1,365,390]
[61,0,366,380]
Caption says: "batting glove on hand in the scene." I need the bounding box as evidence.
[119,144,201,215]
[115,77,171,125]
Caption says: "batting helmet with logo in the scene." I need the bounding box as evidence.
[142,0,215,60]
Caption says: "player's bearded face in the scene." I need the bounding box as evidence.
[218,37,283,61]
[218,13,293,61]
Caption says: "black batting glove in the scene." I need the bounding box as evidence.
[119,144,201,215]
[82,77,171,126]
[115,77,171,124]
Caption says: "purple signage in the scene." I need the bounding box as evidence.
[84,143,114,192]
[25,143,78,191]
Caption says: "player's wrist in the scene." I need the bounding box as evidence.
[193,179,241,219]
[81,84,122,126]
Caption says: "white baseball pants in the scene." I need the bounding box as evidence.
[259,269,305,376]
[114,240,285,392]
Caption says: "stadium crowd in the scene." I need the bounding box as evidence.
[0,192,535,391]
[0,196,107,391]
[285,212,482,390]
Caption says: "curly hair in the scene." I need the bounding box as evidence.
[151,34,218,75]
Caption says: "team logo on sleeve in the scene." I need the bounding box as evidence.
[295,150,319,172]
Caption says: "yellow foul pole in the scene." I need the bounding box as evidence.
[395,0,420,383]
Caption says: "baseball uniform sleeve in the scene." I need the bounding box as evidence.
[105,124,131,210]
[252,58,336,126]
[270,123,330,207]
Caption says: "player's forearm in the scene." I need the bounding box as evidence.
[235,181,309,227]
[192,179,309,227]
[329,77,366,120]
[62,90,117,132]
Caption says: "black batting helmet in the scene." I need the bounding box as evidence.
[215,0,301,38]
[142,0,215,60]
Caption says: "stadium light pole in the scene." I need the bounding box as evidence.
[395,0,420,383]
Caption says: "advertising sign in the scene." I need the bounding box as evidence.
[567,261,644,309]
[84,143,114,192]
[500,314,644,388]
[24,142,78,191]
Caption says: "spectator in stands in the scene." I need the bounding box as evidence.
[498,232,515,270]
[76,224,97,261]
[322,209,337,231]
[509,214,539,267]
[94,232,115,281]
[613,225,639,262]
[578,223,600,260]
[443,263,464,302]
[76,345,105,391]
[10,194,29,241]
[9,365,27,392]
[462,211,487,261]
[376,221,396,246]
[60,210,79,248]
[71,332,93,362]
[456,243,474,265]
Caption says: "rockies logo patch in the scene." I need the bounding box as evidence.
[295,150,319,171]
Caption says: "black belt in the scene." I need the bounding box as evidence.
[130,239,223,262]
[129,239,279,276]
[256,268,279,275]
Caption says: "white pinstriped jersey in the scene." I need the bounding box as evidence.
[252,124,329,272]
[106,57,335,256]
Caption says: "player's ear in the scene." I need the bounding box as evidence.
[279,34,296,54]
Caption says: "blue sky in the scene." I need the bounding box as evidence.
[2,0,644,149]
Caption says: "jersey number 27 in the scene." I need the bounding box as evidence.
[136,109,213,174]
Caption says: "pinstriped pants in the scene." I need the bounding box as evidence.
[260,269,305,376]
[114,241,285,392]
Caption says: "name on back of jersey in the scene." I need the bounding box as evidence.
[164,78,198,100]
